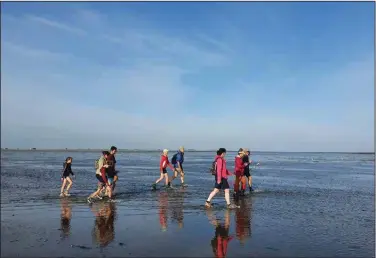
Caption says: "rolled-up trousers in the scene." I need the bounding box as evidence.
[234,175,246,192]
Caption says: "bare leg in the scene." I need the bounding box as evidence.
[60,179,67,196]
[180,171,184,184]
[65,177,73,194]
[155,173,164,184]
[224,189,231,205]
[249,176,253,188]
[89,184,103,198]
[164,174,169,186]
[206,188,219,203]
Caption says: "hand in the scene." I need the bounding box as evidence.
[217,181,221,185]
[61,177,64,181]
[104,164,109,168]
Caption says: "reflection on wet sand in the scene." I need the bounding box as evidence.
[60,198,72,239]
[170,189,185,229]
[234,198,252,245]
[207,209,233,258]
[90,201,117,247]
[158,192,169,232]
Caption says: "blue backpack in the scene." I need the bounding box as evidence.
[171,153,178,165]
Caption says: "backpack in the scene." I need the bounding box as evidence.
[95,159,99,169]
[209,157,223,176]
[171,153,178,165]
[209,160,217,175]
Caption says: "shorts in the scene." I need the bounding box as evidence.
[174,165,184,174]
[107,177,114,185]
[96,174,106,185]
[214,177,230,190]
[62,174,71,179]
[244,169,251,178]
[162,168,167,174]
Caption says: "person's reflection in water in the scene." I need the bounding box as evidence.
[158,191,169,232]
[170,189,185,229]
[60,198,72,239]
[234,198,252,245]
[91,201,117,247]
[207,209,233,258]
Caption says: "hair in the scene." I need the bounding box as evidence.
[217,148,227,156]
[102,151,110,156]
[110,146,117,152]
[63,157,73,168]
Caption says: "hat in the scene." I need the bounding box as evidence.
[163,149,169,153]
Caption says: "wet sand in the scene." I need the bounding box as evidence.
[1,151,374,257]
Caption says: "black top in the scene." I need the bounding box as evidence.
[62,163,74,177]
[242,155,250,172]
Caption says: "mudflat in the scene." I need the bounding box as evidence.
[1,150,374,257]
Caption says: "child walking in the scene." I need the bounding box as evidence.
[60,157,75,197]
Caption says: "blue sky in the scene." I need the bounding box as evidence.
[1,2,374,151]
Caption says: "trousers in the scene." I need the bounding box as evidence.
[234,175,246,192]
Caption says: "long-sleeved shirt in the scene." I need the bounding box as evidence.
[159,155,174,171]
[234,155,245,176]
[62,163,74,177]
[216,156,232,183]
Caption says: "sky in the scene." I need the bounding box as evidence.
[1,2,374,152]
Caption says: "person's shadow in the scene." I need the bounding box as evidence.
[158,191,169,232]
[91,201,117,247]
[60,198,72,240]
[234,198,253,246]
[170,188,185,229]
[207,209,234,258]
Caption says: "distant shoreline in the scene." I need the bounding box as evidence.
[0,148,374,154]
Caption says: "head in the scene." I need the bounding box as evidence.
[162,149,169,156]
[102,151,110,159]
[217,148,227,157]
[244,148,250,156]
[179,146,185,153]
[110,146,117,155]
[65,157,73,164]
[238,148,245,157]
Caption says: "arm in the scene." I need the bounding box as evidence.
[167,161,174,171]
[100,167,108,185]
[176,153,182,170]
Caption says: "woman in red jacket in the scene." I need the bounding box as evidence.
[205,148,238,209]
[234,148,248,196]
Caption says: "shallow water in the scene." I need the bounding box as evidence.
[1,150,375,257]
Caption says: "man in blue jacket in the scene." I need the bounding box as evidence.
[168,146,186,187]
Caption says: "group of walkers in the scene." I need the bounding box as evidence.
[60,145,258,208]
[205,148,256,209]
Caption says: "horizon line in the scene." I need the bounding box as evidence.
[1,148,374,154]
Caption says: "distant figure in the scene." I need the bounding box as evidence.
[234,149,247,197]
[106,146,118,194]
[168,146,186,187]
[152,149,174,190]
[60,157,75,197]
[88,151,110,203]
[205,148,238,209]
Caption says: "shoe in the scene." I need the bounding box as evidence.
[205,201,212,208]
[227,203,238,209]
[96,195,103,200]
[152,183,157,190]
[87,197,93,203]
[240,190,245,196]
[181,183,187,187]
[167,182,171,187]
[64,191,71,197]
[59,193,65,197]
[250,187,254,192]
